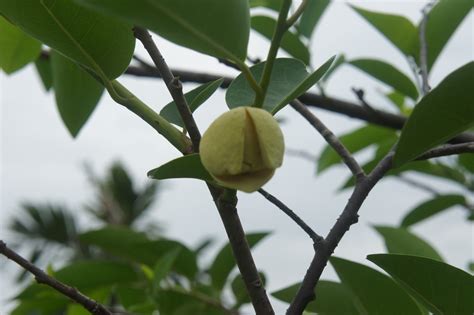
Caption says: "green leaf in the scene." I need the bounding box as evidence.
[424,0,473,71]
[19,261,140,300]
[469,262,474,273]
[331,256,423,315]
[374,225,443,261]
[351,5,419,59]
[0,16,41,74]
[209,232,269,290]
[67,304,90,315]
[226,57,335,114]
[232,272,266,308]
[318,125,396,173]
[0,0,135,79]
[298,0,330,39]
[383,90,407,113]
[459,154,474,173]
[77,0,250,62]
[252,15,310,64]
[394,62,474,167]
[116,286,149,310]
[51,50,103,137]
[272,280,361,314]
[11,295,67,315]
[160,79,224,128]
[79,226,198,279]
[152,248,181,292]
[272,56,335,114]
[35,56,53,91]
[56,261,140,291]
[349,58,418,100]
[147,154,213,182]
[401,194,466,227]
[368,254,474,315]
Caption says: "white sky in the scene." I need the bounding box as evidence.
[1,1,473,314]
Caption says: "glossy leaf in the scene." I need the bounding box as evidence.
[298,0,330,39]
[77,0,250,61]
[51,50,103,137]
[79,226,198,279]
[0,16,41,74]
[368,254,474,315]
[374,225,443,261]
[35,57,53,91]
[209,232,269,290]
[424,0,473,71]
[331,256,422,315]
[160,79,223,128]
[152,248,181,292]
[318,125,396,173]
[272,280,361,314]
[394,62,474,167]
[147,154,213,182]
[272,56,335,114]
[226,57,335,113]
[401,194,466,227]
[351,5,418,59]
[252,15,310,64]
[0,0,135,79]
[349,58,418,100]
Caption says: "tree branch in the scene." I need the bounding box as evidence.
[118,62,474,145]
[286,151,394,314]
[291,100,365,180]
[132,29,273,314]
[210,187,275,315]
[286,141,474,313]
[133,27,202,151]
[419,3,434,95]
[0,240,112,315]
[416,142,474,160]
[258,189,323,243]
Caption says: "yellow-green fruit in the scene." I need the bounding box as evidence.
[200,107,284,193]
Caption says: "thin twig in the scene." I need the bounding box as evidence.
[285,148,317,162]
[133,28,273,314]
[286,0,308,27]
[0,240,112,315]
[351,87,380,118]
[256,0,293,107]
[419,3,434,95]
[258,189,323,244]
[397,174,440,195]
[416,142,474,160]
[290,100,365,180]
[286,151,394,314]
[133,27,202,151]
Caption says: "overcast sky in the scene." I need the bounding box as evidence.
[1,1,472,314]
